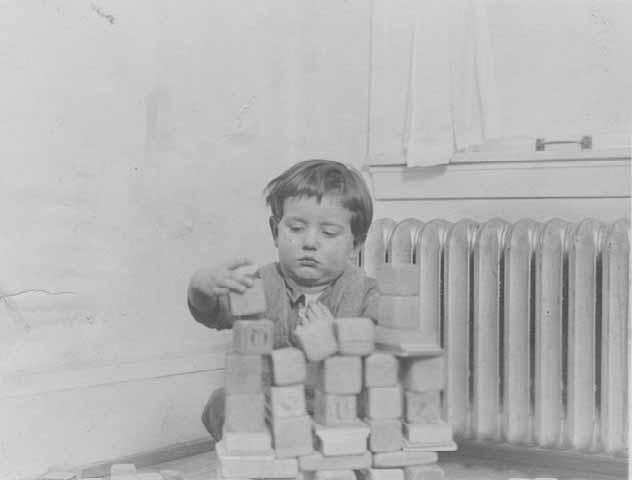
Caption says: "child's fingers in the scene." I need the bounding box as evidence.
[217,277,249,293]
[226,258,254,270]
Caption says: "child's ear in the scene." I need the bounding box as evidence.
[269,216,279,247]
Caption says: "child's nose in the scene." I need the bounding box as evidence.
[302,229,319,249]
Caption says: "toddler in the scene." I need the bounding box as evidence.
[187,159,379,440]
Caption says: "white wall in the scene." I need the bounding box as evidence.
[0,1,370,478]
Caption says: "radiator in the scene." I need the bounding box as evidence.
[360,217,629,456]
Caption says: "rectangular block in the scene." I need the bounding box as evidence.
[294,320,338,361]
[225,393,265,432]
[334,317,375,356]
[224,352,262,394]
[372,450,438,468]
[362,386,402,419]
[403,420,453,444]
[404,465,445,480]
[358,468,405,480]
[376,264,420,296]
[233,319,274,354]
[298,451,372,471]
[229,277,267,316]
[318,356,362,394]
[313,390,357,425]
[366,418,402,452]
[270,347,307,385]
[269,414,313,458]
[266,384,306,418]
[375,326,442,355]
[404,391,441,423]
[402,438,457,452]
[378,296,419,329]
[314,470,356,480]
[313,421,370,456]
[216,441,297,478]
[223,429,272,454]
[401,357,445,392]
[364,353,399,387]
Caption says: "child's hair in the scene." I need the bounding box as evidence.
[263,159,373,247]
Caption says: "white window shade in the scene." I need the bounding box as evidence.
[367,0,632,167]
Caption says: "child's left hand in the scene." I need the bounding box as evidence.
[303,301,334,325]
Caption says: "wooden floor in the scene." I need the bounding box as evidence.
[149,450,600,480]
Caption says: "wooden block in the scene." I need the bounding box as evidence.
[223,428,273,454]
[362,386,402,419]
[404,464,445,480]
[269,414,313,458]
[294,320,338,361]
[136,473,163,480]
[378,296,419,329]
[334,317,375,356]
[224,352,262,394]
[233,319,274,354]
[404,391,441,423]
[402,420,453,444]
[372,450,437,468]
[375,326,442,355]
[225,392,265,431]
[376,264,420,296]
[402,438,457,452]
[216,441,298,478]
[366,418,402,452]
[314,470,356,480]
[364,353,399,387]
[270,347,307,385]
[266,384,306,418]
[401,357,445,392]
[229,277,267,316]
[158,470,184,480]
[111,465,136,476]
[313,421,370,456]
[42,472,78,480]
[358,468,405,480]
[313,389,357,425]
[317,356,362,394]
[298,451,372,471]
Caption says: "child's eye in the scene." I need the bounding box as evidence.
[322,229,340,237]
[289,225,304,233]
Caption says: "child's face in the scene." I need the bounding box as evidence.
[273,195,359,289]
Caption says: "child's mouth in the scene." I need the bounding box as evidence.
[298,257,319,266]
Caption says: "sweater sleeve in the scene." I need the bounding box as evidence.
[187,276,234,330]
[360,277,380,323]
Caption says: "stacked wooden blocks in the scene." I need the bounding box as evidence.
[216,264,454,480]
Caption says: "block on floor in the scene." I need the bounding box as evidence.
[223,428,273,454]
[404,464,445,480]
[314,470,356,480]
[358,468,405,480]
[362,385,402,419]
[225,392,265,432]
[378,296,419,329]
[364,353,399,387]
[216,441,297,478]
[372,450,438,468]
[298,451,372,471]
[402,420,453,445]
[366,418,403,452]
[376,264,420,296]
[317,355,362,394]
[266,384,306,418]
[294,320,338,361]
[404,391,441,423]
[401,357,445,392]
[110,465,136,476]
[334,317,375,356]
[229,277,267,316]
[313,390,357,425]
[233,319,274,354]
[270,347,307,385]
[313,420,370,456]
[269,414,314,458]
[224,352,262,394]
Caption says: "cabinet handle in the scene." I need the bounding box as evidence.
[535,135,592,151]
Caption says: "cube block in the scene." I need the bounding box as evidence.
[222,429,273,454]
[313,390,357,425]
[269,414,313,458]
[298,451,372,471]
[224,352,262,394]
[225,393,265,432]
[266,384,306,418]
[229,277,267,316]
[358,468,405,480]
[233,319,274,354]
[313,421,370,456]
[404,391,441,423]
[294,321,338,361]
[334,317,375,356]
[366,418,403,452]
[378,296,419,329]
[364,353,399,387]
[314,470,356,480]
[317,356,362,394]
[362,386,402,419]
[404,465,445,480]
[372,450,438,468]
[403,420,453,445]
[216,441,297,478]
[401,357,445,392]
[376,264,420,296]
[270,347,307,385]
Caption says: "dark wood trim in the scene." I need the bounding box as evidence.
[80,438,214,477]
[440,439,629,480]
